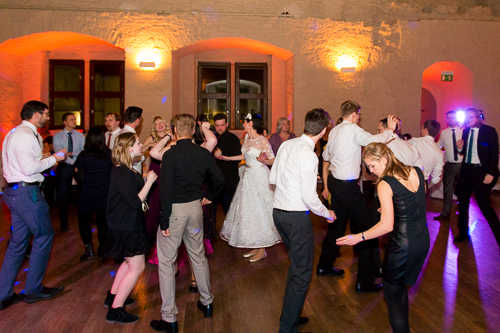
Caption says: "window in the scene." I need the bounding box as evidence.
[197,62,268,131]
[49,60,84,129]
[49,59,125,130]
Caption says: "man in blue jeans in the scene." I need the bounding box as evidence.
[0,101,66,310]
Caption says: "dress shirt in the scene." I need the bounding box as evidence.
[119,124,144,173]
[322,121,393,180]
[2,121,56,183]
[53,128,84,166]
[158,139,224,230]
[386,133,424,169]
[270,134,329,218]
[409,136,444,184]
[106,127,122,150]
[464,127,480,164]
[437,127,463,163]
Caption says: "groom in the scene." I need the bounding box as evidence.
[270,108,336,333]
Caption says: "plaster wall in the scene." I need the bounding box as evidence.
[1,7,500,143]
[0,53,23,143]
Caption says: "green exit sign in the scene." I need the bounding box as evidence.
[441,71,454,82]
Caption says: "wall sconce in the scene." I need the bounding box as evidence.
[139,62,156,68]
[335,55,357,73]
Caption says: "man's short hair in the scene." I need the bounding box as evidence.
[423,119,441,138]
[304,108,331,136]
[379,117,401,133]
[105,112,121,123]
[176,114,196,137]
[340,100,361,119]
[62,112,74,122]
[213,112,228,123]
[20,100,48,120]
[124,106,143,124]
[446,110,456,116]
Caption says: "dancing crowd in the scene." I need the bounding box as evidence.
[0,99,499,333]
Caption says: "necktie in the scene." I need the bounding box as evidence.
[67,132,73,157]
[452,129,458,161]
[107,133,111,148]
[466,129,474,164]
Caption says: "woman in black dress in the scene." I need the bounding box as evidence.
[74,127,113,260]
[104,132,157,324]
[337,142,430,333]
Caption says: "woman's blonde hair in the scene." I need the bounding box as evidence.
[150,116,171,143]
[112,132,136,169]
[276,117,290,134]
[363,142,410,184]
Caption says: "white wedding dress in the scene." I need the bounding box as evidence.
[220,135,281,248]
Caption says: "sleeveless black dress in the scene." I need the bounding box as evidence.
[381,167,430,286]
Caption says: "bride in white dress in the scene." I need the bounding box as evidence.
[217,113,281,262]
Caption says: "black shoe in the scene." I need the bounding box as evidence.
[106,306,139,324]
[197,300,213,318]
[24,286,64,304]
[279,315,309,326]
[433,214,450,221]
[454,234,470,243]
[189,280,198,293]
[0,293,23,311]
[355,282,383,294]
[150,319,179,332]
[316,266,345,277]
[104,290,136,308]
[80,243,95,261]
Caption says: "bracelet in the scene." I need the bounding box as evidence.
[361,232,366,241]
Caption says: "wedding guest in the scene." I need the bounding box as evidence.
[219,113,280,263]
[268,117,297,157]
[150,114,224,332]
[119,106,144,173]
[270,108,335,333]
[74,127,113,260]
[0,101,65,311]
[53,112,85,231]
[104,132,157,324]
[104,112,122,149]
[338,142,430,333]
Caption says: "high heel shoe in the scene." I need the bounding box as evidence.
[243,250,258,258]
[249,250,267,263]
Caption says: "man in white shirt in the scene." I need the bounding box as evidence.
[377,118,423,169]
[408,119,444,188]
[0,101,66,311]
[270,108,335,333]
[318,100,396,293]
[104,112,122,149]
[53,113,85,231]
[435,111,463,221]
[119,106,144,173]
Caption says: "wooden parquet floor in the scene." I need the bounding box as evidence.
[0,189,499,333]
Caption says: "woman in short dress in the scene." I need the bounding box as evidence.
[104,132,157,324]
[218,113,281,263]
[337,142,430,333]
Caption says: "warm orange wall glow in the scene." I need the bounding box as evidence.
[0,32,121,56]
[335,54,357,70]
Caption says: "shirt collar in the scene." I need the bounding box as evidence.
[124,125,135,133]
[21,120,38,133]
[300,134,315,149]
[176,138,192,145]
[110,127,121,135]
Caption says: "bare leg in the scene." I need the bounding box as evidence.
[111,255,145,308]
[110,260,130,295]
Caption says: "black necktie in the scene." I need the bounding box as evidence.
[67,132,73,158]
[466,129,474,164]
[452,129,458,161]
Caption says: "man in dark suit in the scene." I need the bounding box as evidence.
[455,108,500,248]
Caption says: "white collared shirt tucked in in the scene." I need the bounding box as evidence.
[387,134,424,170]
[2,121,56,183]
[409,136,444,184]
[465,127,481,164]
[53,128,85,166]
[437,127,463,163]
[269,135,329,218]
[106,127,122,149]
[322,121,393,180]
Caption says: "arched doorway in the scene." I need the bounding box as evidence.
[421,61,473,128]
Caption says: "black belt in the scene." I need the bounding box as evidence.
[463,163,481,168]
[7,181,41,187]
[274,208,303,213]
[332,177,357,183]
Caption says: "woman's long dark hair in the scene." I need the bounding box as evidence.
[194,114,208,145]
[84,126,108,157]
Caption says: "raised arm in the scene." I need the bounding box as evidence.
[200,122,217,153]
[150,134,173,160]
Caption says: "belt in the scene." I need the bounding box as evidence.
[7,181,41,187]
[463,163,481,168]
[274,208,303,213]
[332,177,357,183]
